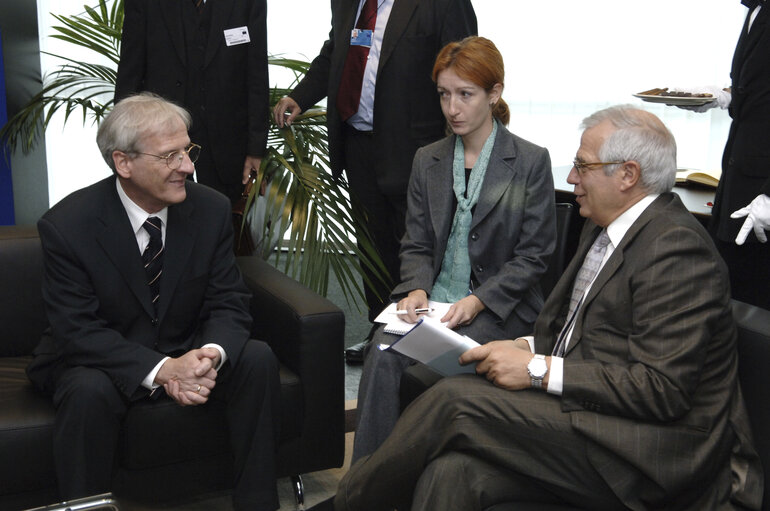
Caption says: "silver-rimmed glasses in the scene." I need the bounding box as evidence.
[133,143,201,170]
[572,158,625,175]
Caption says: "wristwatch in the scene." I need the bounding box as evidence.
[527,354,548,389]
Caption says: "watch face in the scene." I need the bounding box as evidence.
[528,357,547,379]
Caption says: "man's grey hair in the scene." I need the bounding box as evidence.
[96,93,192,173]
[580,105,677,194]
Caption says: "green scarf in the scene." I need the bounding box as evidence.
[431,120,498,303]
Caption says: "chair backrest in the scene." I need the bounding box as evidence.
[0,226,47,357]
[539,203,574,301]
[732,299,770,510]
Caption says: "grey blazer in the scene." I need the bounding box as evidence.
[392,124,556,341]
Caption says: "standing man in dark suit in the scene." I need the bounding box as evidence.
[116,0,269,202]
[273,0,477,358]
[334,106,763,511]
[27,94,281,511]
[680,0,770,309]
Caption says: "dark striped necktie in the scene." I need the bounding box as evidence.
[142,217,164,310]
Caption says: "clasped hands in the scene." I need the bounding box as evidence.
[155,347,220,406]
[397,289,485,328]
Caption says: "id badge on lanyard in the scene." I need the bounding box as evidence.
[350,28,373,48]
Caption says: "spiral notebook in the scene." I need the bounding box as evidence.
[373,301,453,335]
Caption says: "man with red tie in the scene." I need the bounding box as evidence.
[273,0,477,360]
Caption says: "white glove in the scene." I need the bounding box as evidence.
[675,85,731,113]
[731,194,770,245]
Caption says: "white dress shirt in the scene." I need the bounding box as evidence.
[544,194,659,395]
[115,179,226,391]
[347,0,394,131]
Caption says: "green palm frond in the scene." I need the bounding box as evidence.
[2,4,389,306]
[0,0,122,154]
[239,58,390,305]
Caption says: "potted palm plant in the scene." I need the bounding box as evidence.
[0,0,388,306]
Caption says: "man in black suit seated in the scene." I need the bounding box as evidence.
[27,94,281,511]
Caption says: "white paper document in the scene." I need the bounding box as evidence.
[373,301,453,335]
[382,316,480,376]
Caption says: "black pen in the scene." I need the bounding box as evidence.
[394,307,434,315]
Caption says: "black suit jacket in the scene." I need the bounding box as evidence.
[115,0,269,186]
[713,4,770,242]
[28,178,252,399]
[289,0,477,195]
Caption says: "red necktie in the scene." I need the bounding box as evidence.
[337,0,378,121]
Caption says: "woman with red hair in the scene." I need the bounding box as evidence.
[353,37,556,461]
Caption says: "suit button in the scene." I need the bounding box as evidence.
[175,81,182,87]
[152,318,158,326]
[475,264,483,273]
[471,232,479,241]
[736,86,745,94]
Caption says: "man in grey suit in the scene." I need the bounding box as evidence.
[273,0,477,345]
[334,106,764,510]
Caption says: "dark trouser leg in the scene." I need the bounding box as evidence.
[52,367,129,500]
[216,340,281,511]
[352,329,414,462]
[715,237,770,310]
[411,452,571,511]
[343,129,407,322]
[335,375,625,511]
[191,125,243,203]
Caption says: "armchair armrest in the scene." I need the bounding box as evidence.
[236,256,346,473]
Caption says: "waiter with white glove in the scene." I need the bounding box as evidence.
[681,0,770,309]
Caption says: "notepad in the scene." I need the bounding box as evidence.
[381,316,480,376]
[373,301,453,335]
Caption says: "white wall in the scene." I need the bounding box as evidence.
[38,0,746,205]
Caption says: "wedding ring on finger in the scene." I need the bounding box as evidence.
[195,384,201,393]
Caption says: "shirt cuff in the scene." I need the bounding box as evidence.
[142,356,170,390]
[202,343,227,371]
[547,356,564,395]
[520,336,535,353]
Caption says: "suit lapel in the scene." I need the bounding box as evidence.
[426,139,455,254]
[157,196,197,322]
[565,195,671,355]
[205,0,236,68]
[379,0,417,73]
[95,181,156,319]
[471,128,516,230]
[160,1,187,65]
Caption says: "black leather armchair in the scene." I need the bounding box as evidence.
[0,225,345,510]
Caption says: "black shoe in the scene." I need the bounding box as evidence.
[345,340,369,365]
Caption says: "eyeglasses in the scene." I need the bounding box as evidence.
[572,159,625,175]
[133,143,201,170]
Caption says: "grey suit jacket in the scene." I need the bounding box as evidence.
[534,193,763,509]
[289,0,477,195]
[392,125,556,340]
[28,178,252,399]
